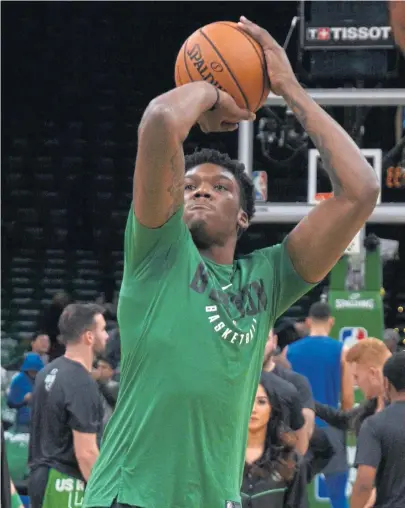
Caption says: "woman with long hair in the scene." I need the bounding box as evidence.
[242,373,334,508]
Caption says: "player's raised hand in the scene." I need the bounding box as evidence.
[238,16,298,96]
[198,89,255,134]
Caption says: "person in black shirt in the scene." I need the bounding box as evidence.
[261,371,305,435]
[351,352,405,508]
[263,329,315,454]
[315,338,392,435]
[29,303,107,508]
[242,374,334,508]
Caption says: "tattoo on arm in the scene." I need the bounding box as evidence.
[289,98,343,196]
[166,149,185,219]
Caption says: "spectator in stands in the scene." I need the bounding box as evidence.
[263,329,315,455]
[260,371,306,449]
[39,290,71,361]
[287,302,354,508]
[4,333,50,372]
[242,379,299,508]
[30,332,50,365]
[383,328,401,353]
[242,376,335,508]
[6,353,44,432]
[92,355,119,426]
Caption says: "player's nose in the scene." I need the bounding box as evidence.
[193,185,212,200]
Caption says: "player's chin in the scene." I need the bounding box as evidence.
[187,217,218,248]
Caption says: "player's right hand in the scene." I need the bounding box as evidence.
[198,89,255,133]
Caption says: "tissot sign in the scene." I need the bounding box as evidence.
[303,24,395,49]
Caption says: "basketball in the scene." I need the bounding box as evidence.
[175,21,270,112]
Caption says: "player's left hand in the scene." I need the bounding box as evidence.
[238,16,299,96]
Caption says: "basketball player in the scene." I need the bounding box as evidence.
[29,303,107,508]
[83,17,379,508]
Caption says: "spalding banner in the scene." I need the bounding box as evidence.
[303,24,395,49]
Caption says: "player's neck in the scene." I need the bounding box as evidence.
[389,391,405,403]
[64,345,94,372]
[309,327,329,337]
[198,240,236,266]
[247,428,267,450]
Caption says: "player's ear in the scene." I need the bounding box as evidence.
[237,209,249,233]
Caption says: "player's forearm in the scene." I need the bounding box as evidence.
[281,81,379,204]
[341,391,354,411]
[295,426,309,455]
[350,482,374,508]
[141,82,218,142]
[76,448,99,482]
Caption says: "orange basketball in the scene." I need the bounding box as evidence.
[175,21,270,113]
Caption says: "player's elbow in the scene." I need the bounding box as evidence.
[75,446,98,463]
[354,173,379,209]
[75,448,99,482]
[139,100,178,137]
[363,178,380,204]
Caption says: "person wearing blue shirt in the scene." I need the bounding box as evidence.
[287,302,354,508]
[7,352,44,431]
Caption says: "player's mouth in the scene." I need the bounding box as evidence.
[188,203,215,212]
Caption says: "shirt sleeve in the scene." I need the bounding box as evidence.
[287,388,305,431]
[258,238,316,321]
[355,418,382,469]
[123,204,188,278]
[66,380,102,434]
[7,376,27,408]
[290,372,315,411]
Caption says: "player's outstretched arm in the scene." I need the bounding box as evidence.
[239,17,379,284]
[134,83,254,228]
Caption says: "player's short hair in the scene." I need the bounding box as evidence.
[185,148,255,221]
[383,351,405,392]
[58,303,104,345]
[346,338,391,367]
[308,302,331,320]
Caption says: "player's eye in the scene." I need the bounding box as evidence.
[214,184,227,191]
[184,184,195,191]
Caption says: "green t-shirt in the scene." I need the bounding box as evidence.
[83,207,314,508]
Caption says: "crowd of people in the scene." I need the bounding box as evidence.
[2,297,405,508]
